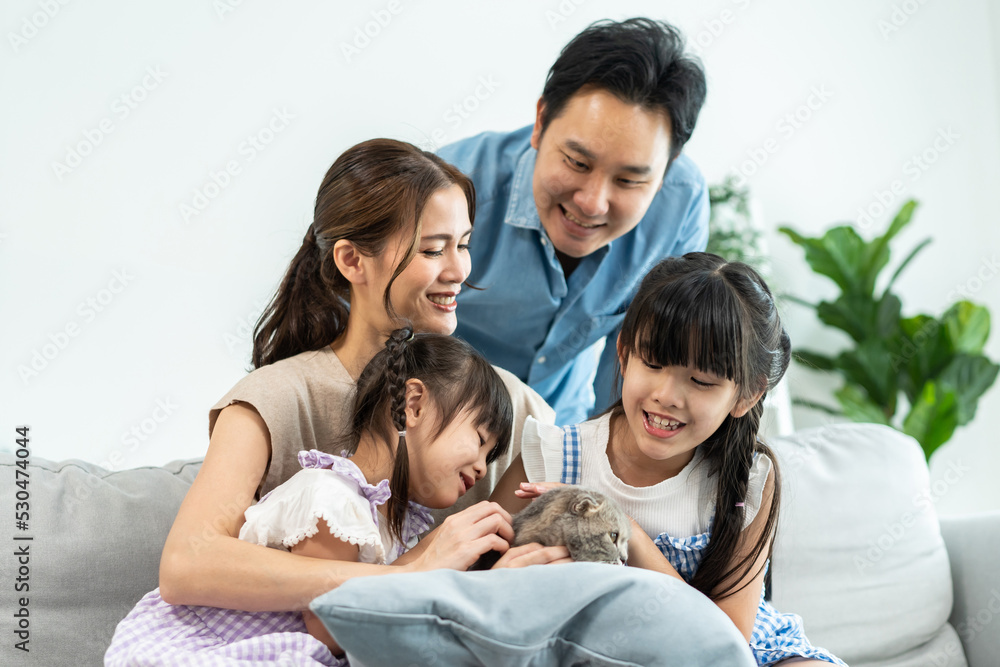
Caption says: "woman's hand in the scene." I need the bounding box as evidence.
[491,543,572,569]
[512,481,566,500]
[404,501,517,572]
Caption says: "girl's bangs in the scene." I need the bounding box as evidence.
[460,357,513,464]
[632,275,748,387]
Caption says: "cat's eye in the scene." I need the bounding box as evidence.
[610,531,618,541]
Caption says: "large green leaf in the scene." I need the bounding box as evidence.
[876,293,903,338]
[781,201,917,299]
[880,199,918,247]
[816,293,902,345]
[899,313,937,339]
[779,226,868,295]
[824,227,871,294]
[899,314,952,401]
[902,381,959,460]
[835,385,890,425]
[816,299,867,342]
[936,354,1000,425]
[836,339,898,411]
[862,200,918,294]
[941,301,991,354]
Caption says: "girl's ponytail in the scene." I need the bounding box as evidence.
[383,326,415,541]
[252,225,349,369]
[689,402,780,599]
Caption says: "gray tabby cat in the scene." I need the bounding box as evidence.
[514,486,631,565]
[470,486,631,570]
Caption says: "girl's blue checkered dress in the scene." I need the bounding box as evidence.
[559,424,846,667]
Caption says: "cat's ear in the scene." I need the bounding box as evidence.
[570,494,601,517]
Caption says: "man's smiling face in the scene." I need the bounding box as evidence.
[530,86,673,259]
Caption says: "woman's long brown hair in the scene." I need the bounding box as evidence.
[251,139,475,369]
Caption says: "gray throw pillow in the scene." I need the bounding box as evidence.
[769,423,959,666]
[311,562,756,667]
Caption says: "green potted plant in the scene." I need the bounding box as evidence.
[706,175,765,270]
[708,179,796,437]
[779,199,999,461]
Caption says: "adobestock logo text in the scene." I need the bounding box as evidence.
[17,269,136,384]
[50,66,169,181]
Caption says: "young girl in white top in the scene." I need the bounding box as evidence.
[493,253,846,666]
[107,327,554,666]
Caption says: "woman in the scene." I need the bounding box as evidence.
[158,139,562,614]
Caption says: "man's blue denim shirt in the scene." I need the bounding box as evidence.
[438,125,709,425]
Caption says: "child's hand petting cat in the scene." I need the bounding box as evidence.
[400,501,517,571]
[514,481,566,499]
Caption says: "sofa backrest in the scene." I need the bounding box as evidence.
[769,423,966,667]
[0,423,972,666]
[0,454,200,667]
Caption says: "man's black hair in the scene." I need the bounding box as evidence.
[540,17,707,163]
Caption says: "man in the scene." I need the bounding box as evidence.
[439,17,709,425]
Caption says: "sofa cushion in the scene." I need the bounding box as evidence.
[769,423,964,667]
[311,562,756,666]
[0,454,200,667]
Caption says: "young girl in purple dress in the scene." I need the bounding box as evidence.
[106,327,562,665]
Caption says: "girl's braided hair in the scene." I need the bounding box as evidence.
[345,325,513,542]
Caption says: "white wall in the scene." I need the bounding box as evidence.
[2,0,998,516]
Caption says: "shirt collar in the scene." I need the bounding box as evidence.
[503,145,543,231]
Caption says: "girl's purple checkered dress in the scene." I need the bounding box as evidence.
[105,451,432,666]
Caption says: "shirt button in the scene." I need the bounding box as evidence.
[537,356,547,364]
[540,237,548,246]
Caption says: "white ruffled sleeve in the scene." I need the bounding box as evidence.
[520,416,567,483]
[742,452,774,530]
[239,468,388,564]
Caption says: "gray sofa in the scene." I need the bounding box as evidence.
[1,423,998,666]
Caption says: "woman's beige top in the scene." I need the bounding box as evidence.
[208,345,555,516]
